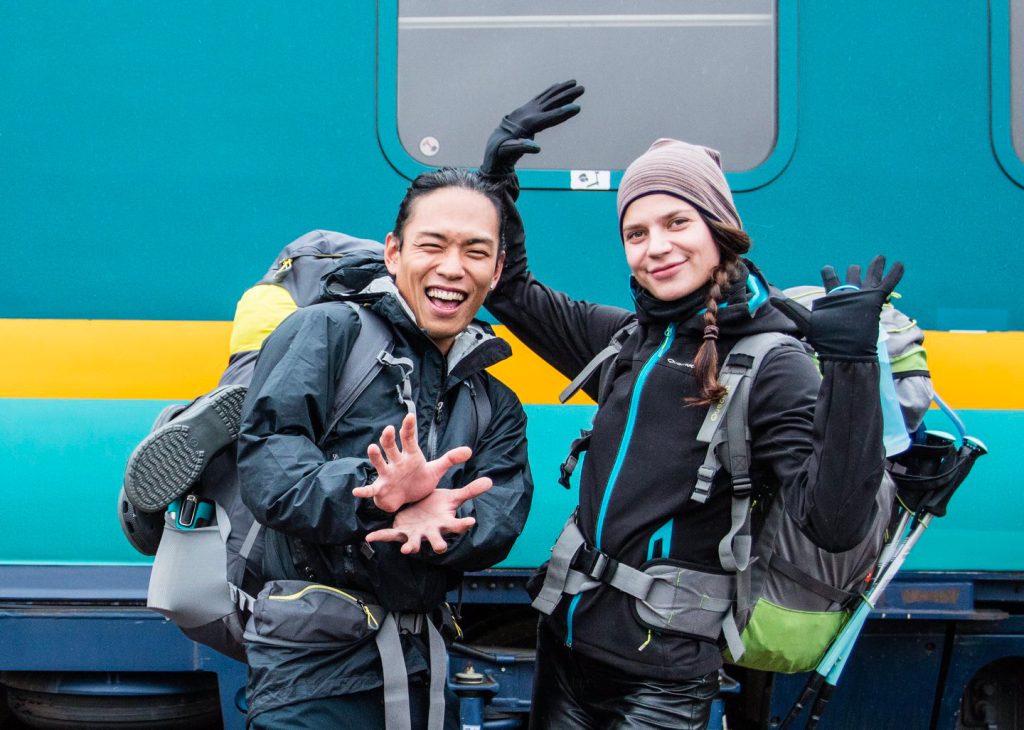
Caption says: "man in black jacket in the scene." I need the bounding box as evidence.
[236,168,533,729]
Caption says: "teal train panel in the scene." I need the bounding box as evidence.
[0,400,1016,572]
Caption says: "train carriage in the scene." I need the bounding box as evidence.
[1,1,1022,727]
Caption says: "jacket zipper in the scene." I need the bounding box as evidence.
[427,400,443,460]
[565,323,678,647]
[426,364,447,459]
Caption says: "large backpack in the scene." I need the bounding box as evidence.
[536,287,932,674]
[692,332,895,673]
[142,231,410,661]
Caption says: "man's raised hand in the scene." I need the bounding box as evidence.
[352,413,473,513]
[363,478,493,555]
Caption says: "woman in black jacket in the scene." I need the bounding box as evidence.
[482,87,902,729]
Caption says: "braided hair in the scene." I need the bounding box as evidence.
[688,218,753,407]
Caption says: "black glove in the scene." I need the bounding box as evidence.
[770,256,904,361]
[480,79,585,185]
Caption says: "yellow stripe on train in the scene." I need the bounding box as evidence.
[2,319,1021,408]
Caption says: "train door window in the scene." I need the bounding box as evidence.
[993,0,1024,183]
[379,1,795,189]
[1012,0,1024,162]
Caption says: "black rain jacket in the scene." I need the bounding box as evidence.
[236,277,533,716]
[487,211,885,680]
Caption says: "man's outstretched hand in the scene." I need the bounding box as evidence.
[352,413,473,513]
[363,478,493,555]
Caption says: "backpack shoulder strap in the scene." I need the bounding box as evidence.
[467,376,493,445]
[692,331,804,662]
[692,332,801,504]
[319,303,396,444]
[559,320,638,404]
[692,332,803,571]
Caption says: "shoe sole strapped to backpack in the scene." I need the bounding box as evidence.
[124,385,247,513]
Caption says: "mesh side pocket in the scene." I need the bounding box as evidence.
[148,521,235,629]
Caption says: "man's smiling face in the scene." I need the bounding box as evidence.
[384,186,503,354]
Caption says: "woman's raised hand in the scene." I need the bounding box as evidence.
[770,255,904,360]
[480,80,585,181]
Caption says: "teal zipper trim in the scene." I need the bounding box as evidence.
[565,594,582,647]
[565,322,677,647]
[697,274,766,316]
[594,323,677,549]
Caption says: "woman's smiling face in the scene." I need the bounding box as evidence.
[621,194,720,302]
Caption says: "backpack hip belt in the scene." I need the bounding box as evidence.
[242,580,449,730]
[531,514,744,658]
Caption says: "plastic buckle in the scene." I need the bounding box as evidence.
[732,476,752,499]
[692,465,717,503]
[558,455,578,489]
[576,545,617,583]
[168,494,213,530]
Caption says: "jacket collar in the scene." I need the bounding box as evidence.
[359,276,513,376]
[630,260,801,341]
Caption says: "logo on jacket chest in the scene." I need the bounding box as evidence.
[664,357,694,371]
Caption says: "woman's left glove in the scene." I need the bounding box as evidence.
[770,255,904,361]
[480,79,585,188]
[481,80,584,285]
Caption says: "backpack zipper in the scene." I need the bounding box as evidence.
[269,584,379,629]
[565,322,678,647]
[272,252,351,282]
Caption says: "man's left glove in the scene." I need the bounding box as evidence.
[480,79,585,186]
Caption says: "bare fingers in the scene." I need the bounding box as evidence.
[364,527,406,544]
[450,477,493,504]
[398,413,420,457]
[366,443,388,474]
[430,446,473,477]
[379,424,400,462]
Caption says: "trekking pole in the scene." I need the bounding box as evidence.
[777,508,913,730]
[805,438,987,729]
[779,436,987,729]
[802,513,932,730]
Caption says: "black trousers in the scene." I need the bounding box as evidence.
[247,683,460,729]
[529,625,719,730]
